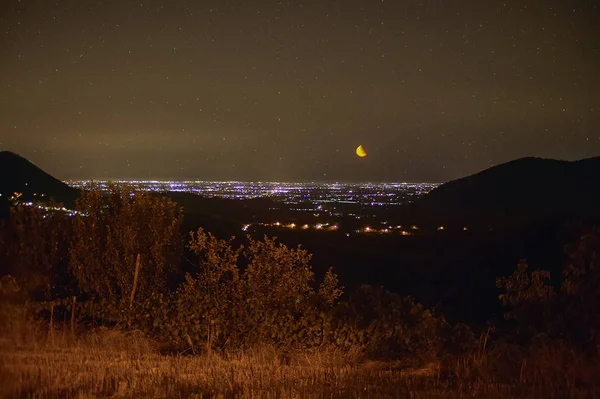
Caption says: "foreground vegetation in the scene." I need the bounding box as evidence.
[2,318,597,398]
[1,185,599,397]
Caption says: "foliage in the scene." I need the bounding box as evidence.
[497,259,555,310]
[497,228,600,353]
[327,285,450,359]
[161,229,345,352]
[496,259,555,339]
[0,186,469,360]
[0,185,479,362]
[158,229,461,359]
[4,184,600,394]
[69,184,183,325]
[0,200,71,299]
[561,227,600,353]
[562,227,600,298]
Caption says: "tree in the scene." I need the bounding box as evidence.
[496,259,555,339]
[329,285,447,359]
[0,199,71,299]
[561,227,600,353]
[497,229,600,353]
[69,184,183,325]
[166,229,345,351]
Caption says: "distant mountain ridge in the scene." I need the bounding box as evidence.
[0,151,79,207]
[403,156,600,227]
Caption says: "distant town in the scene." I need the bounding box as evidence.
[65,180,453,235]
[66,180,439,207]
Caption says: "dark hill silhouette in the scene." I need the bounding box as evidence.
[0,151,79,212]
[401,156,600,228]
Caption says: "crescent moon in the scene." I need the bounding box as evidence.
[356,145,367,158]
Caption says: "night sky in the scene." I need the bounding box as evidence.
[1,1,598,182]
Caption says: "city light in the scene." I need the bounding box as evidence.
[66,180,439,207]
[8,192,83,217]
[58,181,468,237]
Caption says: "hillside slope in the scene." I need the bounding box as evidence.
[0,151,80,207]
[402,156,600,227]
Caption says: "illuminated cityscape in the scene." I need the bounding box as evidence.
[66,180,438,207]
[65,180,447,235]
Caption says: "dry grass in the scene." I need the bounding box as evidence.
[0,307,598,398]
[1,330,596,398]
[0,347,519,398]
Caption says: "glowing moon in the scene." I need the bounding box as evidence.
[356,145,367,158]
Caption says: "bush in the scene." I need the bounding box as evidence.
[497,227,600,353]
[327,285,450,360]
[496,259,555,340]
[0,275,48,349]
[69,184,183,327]
[157,229,463,360]
[561,227,600,353]
[0,200,71,300]
[160,229,344,352]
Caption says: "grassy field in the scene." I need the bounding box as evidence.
[1,326,596,399]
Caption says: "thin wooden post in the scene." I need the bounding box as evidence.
[130,254,141,309]
[49,303,55,343]
[129,254,141,326]
[49,303,54,330]
[70,296,77,335]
